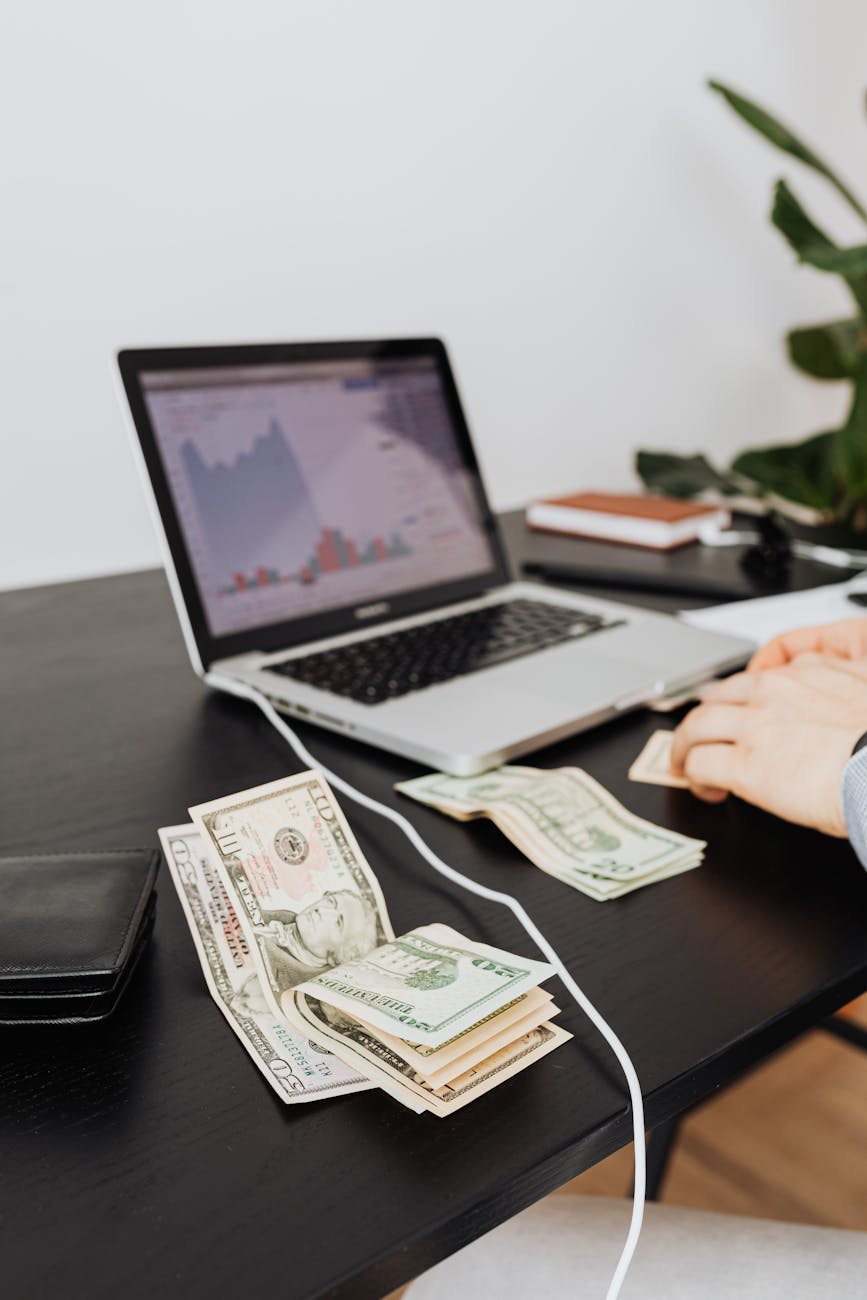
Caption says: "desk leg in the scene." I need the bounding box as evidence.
[822,1014,867,1054]
[645,1115,683,1202]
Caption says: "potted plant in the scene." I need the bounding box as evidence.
[638,81,867,532]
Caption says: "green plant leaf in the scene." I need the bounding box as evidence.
[709,80,867,223]
[731,431,838,509]
[834,357,867,514]
[787,319,864,379]
[771,179,835,254]
[772,181,867,315]
[798,243,867,276]
[634,451,740,498]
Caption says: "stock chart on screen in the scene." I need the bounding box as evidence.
[143,359,493,637]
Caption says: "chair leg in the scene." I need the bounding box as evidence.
[644,1114,683,1202]
[821,1014,867,1053]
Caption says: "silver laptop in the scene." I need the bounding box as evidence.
[118,339,753,775]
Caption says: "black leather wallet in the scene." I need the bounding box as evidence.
[0,849,159,1024]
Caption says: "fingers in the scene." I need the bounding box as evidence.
[775,654,867,697]
[795,651,867,684]
[690,784,730,803]
[695,672,758,706]
[683,741,740,798]
[747,643,789,671]
[700,657,866,707]
[819,617,867,661]
[670,703,748,773]
[748,626,822,671]
[672,701,751,804]
[758,654,867,701]
[748,617,867,671]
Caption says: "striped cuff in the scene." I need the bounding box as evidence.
[841,745,867,871]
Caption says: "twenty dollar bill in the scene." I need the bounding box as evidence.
[396,765,704,899]
[295,923,554,1047]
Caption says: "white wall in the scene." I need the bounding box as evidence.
[3,0,867,590]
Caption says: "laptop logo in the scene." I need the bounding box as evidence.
[354,601,391,620]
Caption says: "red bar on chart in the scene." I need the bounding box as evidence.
[233,573,248,592]
[345,539,360,566]
[256,567,271,587]
[372,537,388,562]
[316,529,341,574]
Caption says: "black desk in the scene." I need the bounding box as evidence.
[3,517,867,1300]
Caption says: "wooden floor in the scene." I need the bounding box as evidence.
[385,996,867,1298]
[557,995,867,1228]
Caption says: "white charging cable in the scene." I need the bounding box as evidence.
[205,671,646,1300]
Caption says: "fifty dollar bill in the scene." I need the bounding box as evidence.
[159,824,372,1103]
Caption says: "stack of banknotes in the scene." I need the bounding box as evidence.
[159,770,570,1113]
[396,757,705,901]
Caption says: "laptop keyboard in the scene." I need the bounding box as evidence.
[270,598,623,705]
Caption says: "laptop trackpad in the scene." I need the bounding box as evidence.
[514,643,648,709]
[410,645,649,753]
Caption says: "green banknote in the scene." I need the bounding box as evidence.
[294,922,554,1047]
[189,772,394,1021]
[159,824,371,1103]
[287,989,570,1117]
[396,765,705,899]
[183,771,571,1113]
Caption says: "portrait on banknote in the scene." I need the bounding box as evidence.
[253,890,381,985]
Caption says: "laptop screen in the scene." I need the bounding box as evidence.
[138,353,500,643]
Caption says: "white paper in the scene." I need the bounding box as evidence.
[679,572,867,646]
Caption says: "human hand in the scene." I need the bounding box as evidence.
[748,616,867,671]
[670,655,867,836]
